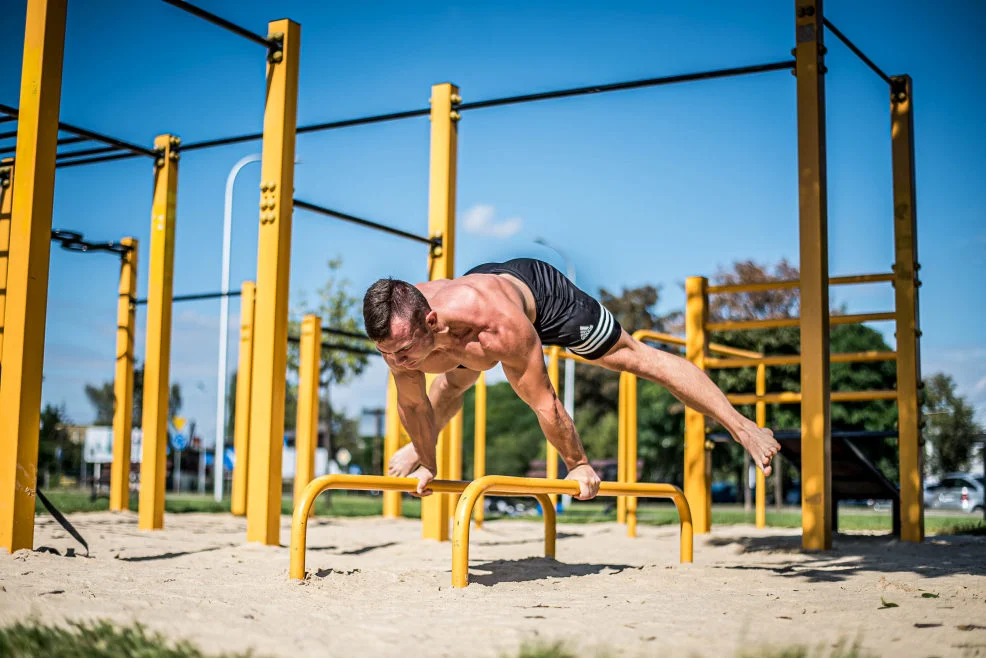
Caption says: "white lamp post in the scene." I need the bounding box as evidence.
[534,238,576,419]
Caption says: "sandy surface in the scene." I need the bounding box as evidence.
[1,510,985,657]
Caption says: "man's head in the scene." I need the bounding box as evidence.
[363,278,437,368]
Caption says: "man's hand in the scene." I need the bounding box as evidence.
[565,463,601,500]
[408,464,435,497]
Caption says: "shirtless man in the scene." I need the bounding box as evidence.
[363,258,780,500]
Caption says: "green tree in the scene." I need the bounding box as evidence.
[923,373,979,475]
[38,404,79,487]
[84,382,115,425]
[462,380,546,477]
[83,363,179,428]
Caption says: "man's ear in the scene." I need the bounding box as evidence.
[425,310,438,328]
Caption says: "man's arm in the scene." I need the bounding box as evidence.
[392,369,439,477]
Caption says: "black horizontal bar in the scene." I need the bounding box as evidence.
[2,135,92,157]
[286,335,380,356]
[294,199,435,246]
[56,145,123,161]
[321,326,371,341]
[56,152,143,169]
[0,103,156,157]
[823,18,892,85]
[134,290,243,306]
[0,130,16,140]
[457,60,796,112]
[0,116,14,124]
[160,0,272,48]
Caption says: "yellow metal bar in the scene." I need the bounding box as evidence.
[616,372,628,524]
[382,374,402,518]
[293,315,321,512]
[706,350,897,369]
[0,0,66,553]
[246,19,300,545]
[290,475,555,581]
[231,281,256,516]
[706,272,893,294]
[448,408,464,510]
[796,0,832,551]
[473,372,486,527]
[421,82,459,541]
[684,277,711,533]
[891,74,923,543]
[755,364,766,529]
[545,345,560,508]
[706,312,894,332]
[0,160,13,369]
[832,389,898,403]
[110,237,138,511]
[727,389,897,405]
[137,134,180,532]
[452,476,693,588]
[626,371,639,537]
[631,329,686,348]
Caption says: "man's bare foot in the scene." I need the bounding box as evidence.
[388,443,420,478]
[735,423,781,477]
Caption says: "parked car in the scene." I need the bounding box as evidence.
[924,472,984,514]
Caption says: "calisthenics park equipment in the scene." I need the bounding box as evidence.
[1,0,918,553]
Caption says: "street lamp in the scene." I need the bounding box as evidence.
[533,238,576,420]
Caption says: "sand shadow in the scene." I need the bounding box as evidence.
[34,546,89,559]
[117,545,226,562]
[467,557,636,586]
[475,532,582,549]
[705,533,986,583]
[340,541,399,556]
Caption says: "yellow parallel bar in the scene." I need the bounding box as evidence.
[448,408,464,510]
[0,161,13,368]
[382,374,402,518]
[626,371,639,537]
[473,372,486,527]
[617,372,627,524]
[796,0,832,551]
[891,74,923,543]
[246,19,300,545]
[755,364,766,529]
[0,0,66,553]
[290,475,555,581]
[230,281,256,516]
[684,277,711,533]
[293,315,321,512]
[138,134,180,532]
[545,346,560,508]
[706,350,897,369]
[422,82,459,541]
[452,476,693,588]
[706,312,895,332]
[707,272,893,295]
[726,389,897,405]
[110,238,138,511]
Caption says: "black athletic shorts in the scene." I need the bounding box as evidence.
[464,258,623,360]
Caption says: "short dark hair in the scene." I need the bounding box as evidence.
[363,278,431,341]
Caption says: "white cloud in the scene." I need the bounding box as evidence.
[975,376,986,394]
[462,204,523,239]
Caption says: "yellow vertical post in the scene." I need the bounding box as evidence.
[755,363,767,529]
[422,81,459,541]
[0,161,13,370]
[473,372,487,526]
[231,281,256,516]
[293,315,321,511]
[449,408,463,508]
[246,19,300,545]
[796,0,832,551]
[0,0,66,553]
[138,134,180,531]
[546,346,561,508]
[617,372,628,524]
[382,375,402,518]
[626,373,639,537]
[891,74,923,543]
[684,276,711,533]
[110,238,138,511]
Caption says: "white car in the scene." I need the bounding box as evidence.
[924,473,984,514]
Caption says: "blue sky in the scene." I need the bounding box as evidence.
[2,0,983,444]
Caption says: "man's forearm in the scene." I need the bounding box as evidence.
[661,353,752,436]
[536,398,589,471]
[397,403,439,473]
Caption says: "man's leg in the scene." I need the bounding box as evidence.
[388,368,481,477]
[593,330,781,475]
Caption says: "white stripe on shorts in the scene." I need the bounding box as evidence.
[570,304,614,356]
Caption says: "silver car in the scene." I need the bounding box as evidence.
[924,473,985,514]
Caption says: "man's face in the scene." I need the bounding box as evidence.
[375,315,436,370]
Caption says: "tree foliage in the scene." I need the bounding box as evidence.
[923,373,980,475]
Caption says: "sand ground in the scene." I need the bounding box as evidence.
[1,510,984,657]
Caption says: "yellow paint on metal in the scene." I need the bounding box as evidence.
[290,475,555,582]
[755,364,767,529]
[110,238,138,511]
[137,134,180,532]
[727,390,896,405]
[421,82,459,541]
[706,350,897,369]
[617,371,627,524]
[246,19,301,546]
[707,272,893,295]
[473,372,486,527]
[545,346,560,507]
[684,277,711,533]
[448,408,464,509]
[293,315,321,512]
[706,312,894,332]
[0,0,66,553]
[382,374,402,518]
[891,75,924,543]
[626,371,639,537]
[231,281,255,516]
[0,160,13,369]
[795,0,832,551]
[452,476,692,588]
